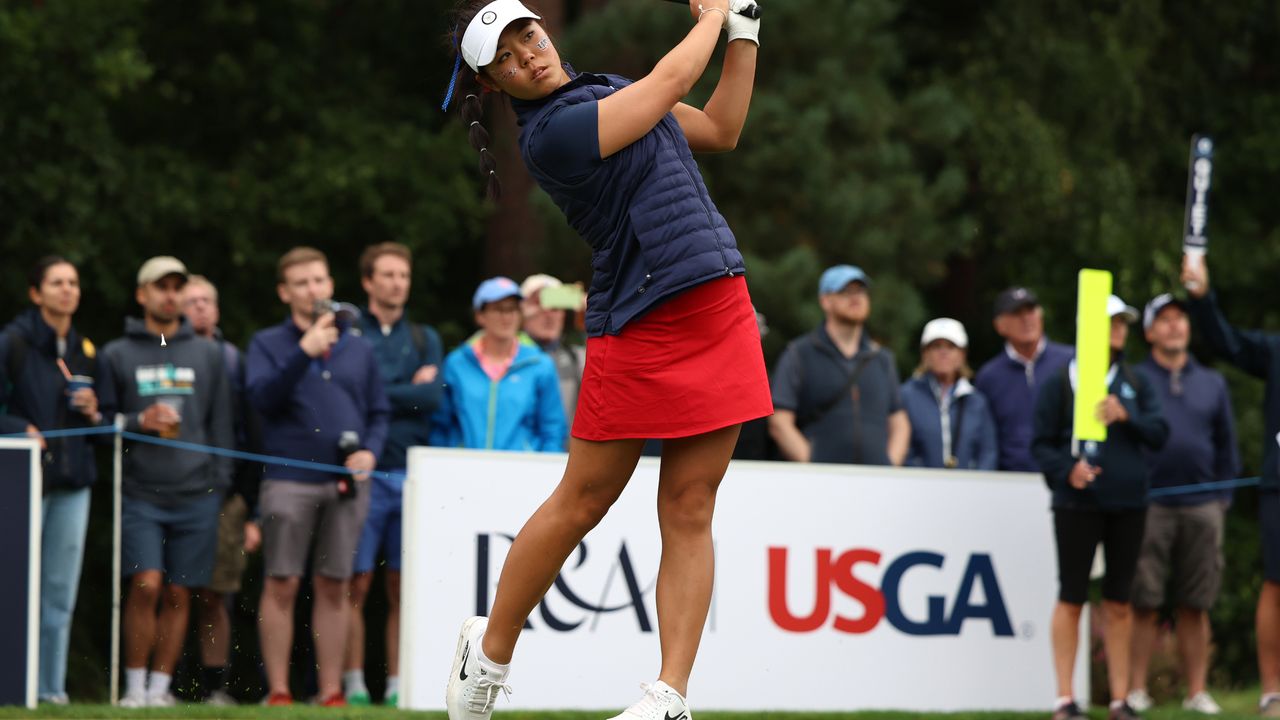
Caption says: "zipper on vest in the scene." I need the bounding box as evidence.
[677,156,734,277]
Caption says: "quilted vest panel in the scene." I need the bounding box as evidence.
[513,71,746,336]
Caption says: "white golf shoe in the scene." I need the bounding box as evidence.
[608,681,691,720]
[1126,689,1153,712]
[445,616,511,720]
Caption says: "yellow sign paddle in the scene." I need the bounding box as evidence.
[1073,269,1112,446]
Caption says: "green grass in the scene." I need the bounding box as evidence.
[0,687,1267,719]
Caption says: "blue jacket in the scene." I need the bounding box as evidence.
[900,375,999,471]
[974,339,1074,471]
[1189,291,1280,490]
[246,317,390,484]
[430,337,566,452]
[355,309,444,471]
[1137,356,1239,506]
[0,308,114,493]
[1032,362,1169,510]
[511,69,745,337]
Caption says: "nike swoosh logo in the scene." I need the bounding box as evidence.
[665,713,688,720]
[459,643,470,681]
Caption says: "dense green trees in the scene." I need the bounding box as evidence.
[3,0,1278,701]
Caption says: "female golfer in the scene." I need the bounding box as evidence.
[442,0,766,718]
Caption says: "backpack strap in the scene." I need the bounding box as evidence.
[408,322,427,359]
[797,341,881,431]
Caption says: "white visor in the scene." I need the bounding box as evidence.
[461,0,542,72]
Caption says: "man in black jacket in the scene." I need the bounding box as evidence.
[769,265,909,465]
[0,256,114,705]
[1032,295,1168,720]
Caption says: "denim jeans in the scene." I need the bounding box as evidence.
[39,487,91,701]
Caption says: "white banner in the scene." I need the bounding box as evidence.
[401,448,1087,712]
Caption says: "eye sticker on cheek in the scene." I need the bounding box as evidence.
[536,37,550,51]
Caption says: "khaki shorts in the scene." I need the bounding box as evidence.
[260,478,371,580]
[1131,501,1227,611]
[207,494,250,594]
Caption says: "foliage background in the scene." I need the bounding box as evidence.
[2,0,1278,702]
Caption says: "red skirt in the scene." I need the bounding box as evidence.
[572,276,774,441]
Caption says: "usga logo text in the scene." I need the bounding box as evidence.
[768,547,1015,637]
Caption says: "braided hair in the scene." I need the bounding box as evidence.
[443,0,544,201]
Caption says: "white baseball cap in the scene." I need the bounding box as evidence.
[461,0,542,72]
[1107,294,1140,324]
[520,273,562,298]
[920,318,968,349]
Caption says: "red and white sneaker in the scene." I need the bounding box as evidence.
[608,681,691,720]
[445,617,511,720]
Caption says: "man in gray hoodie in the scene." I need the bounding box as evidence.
[100,256,233,708]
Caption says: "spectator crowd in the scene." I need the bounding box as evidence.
[0,249,1275,718]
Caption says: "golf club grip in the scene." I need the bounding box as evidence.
[663,0,762,20]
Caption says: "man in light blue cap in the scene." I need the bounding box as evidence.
[769,264,909,466]
[816,264,871,297]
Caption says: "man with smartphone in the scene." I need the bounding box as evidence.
[521,274,586,437]
[246,246,389,707]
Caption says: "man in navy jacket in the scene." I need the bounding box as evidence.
[247,247,389,707]
[1126,293,1238,714]
[1183,257,1280,715]
[342,242,443,706]
[975,286,1074,472]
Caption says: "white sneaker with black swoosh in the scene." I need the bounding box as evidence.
[608,681,691,720]
[445,617,511,720]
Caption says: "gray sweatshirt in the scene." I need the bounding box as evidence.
[101,317,233,505]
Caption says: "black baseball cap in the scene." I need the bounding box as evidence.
[993,286,1040,318]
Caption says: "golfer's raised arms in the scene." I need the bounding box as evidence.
[596,0,728,159]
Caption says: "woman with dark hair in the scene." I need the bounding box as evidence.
[0,256,113,704]
[440,1,765,718]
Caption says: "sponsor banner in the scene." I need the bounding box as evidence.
[0,440,40,709]
[401,448,1086,712]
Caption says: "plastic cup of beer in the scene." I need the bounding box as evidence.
[156,397,184,439]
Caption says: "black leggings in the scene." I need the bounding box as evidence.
[1053,506,1147,605]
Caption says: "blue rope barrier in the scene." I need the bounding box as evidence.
[1147,476,1261,498]
[0,425,1265,495]
[0,425,116,440]
[119,432,406,483]
[1,425,405,483]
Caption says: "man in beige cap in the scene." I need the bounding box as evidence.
[521,274,585,437]
[100,256,234,707]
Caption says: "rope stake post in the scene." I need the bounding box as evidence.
[110,414,124,707]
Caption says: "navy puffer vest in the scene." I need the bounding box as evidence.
[512,70,746,336]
